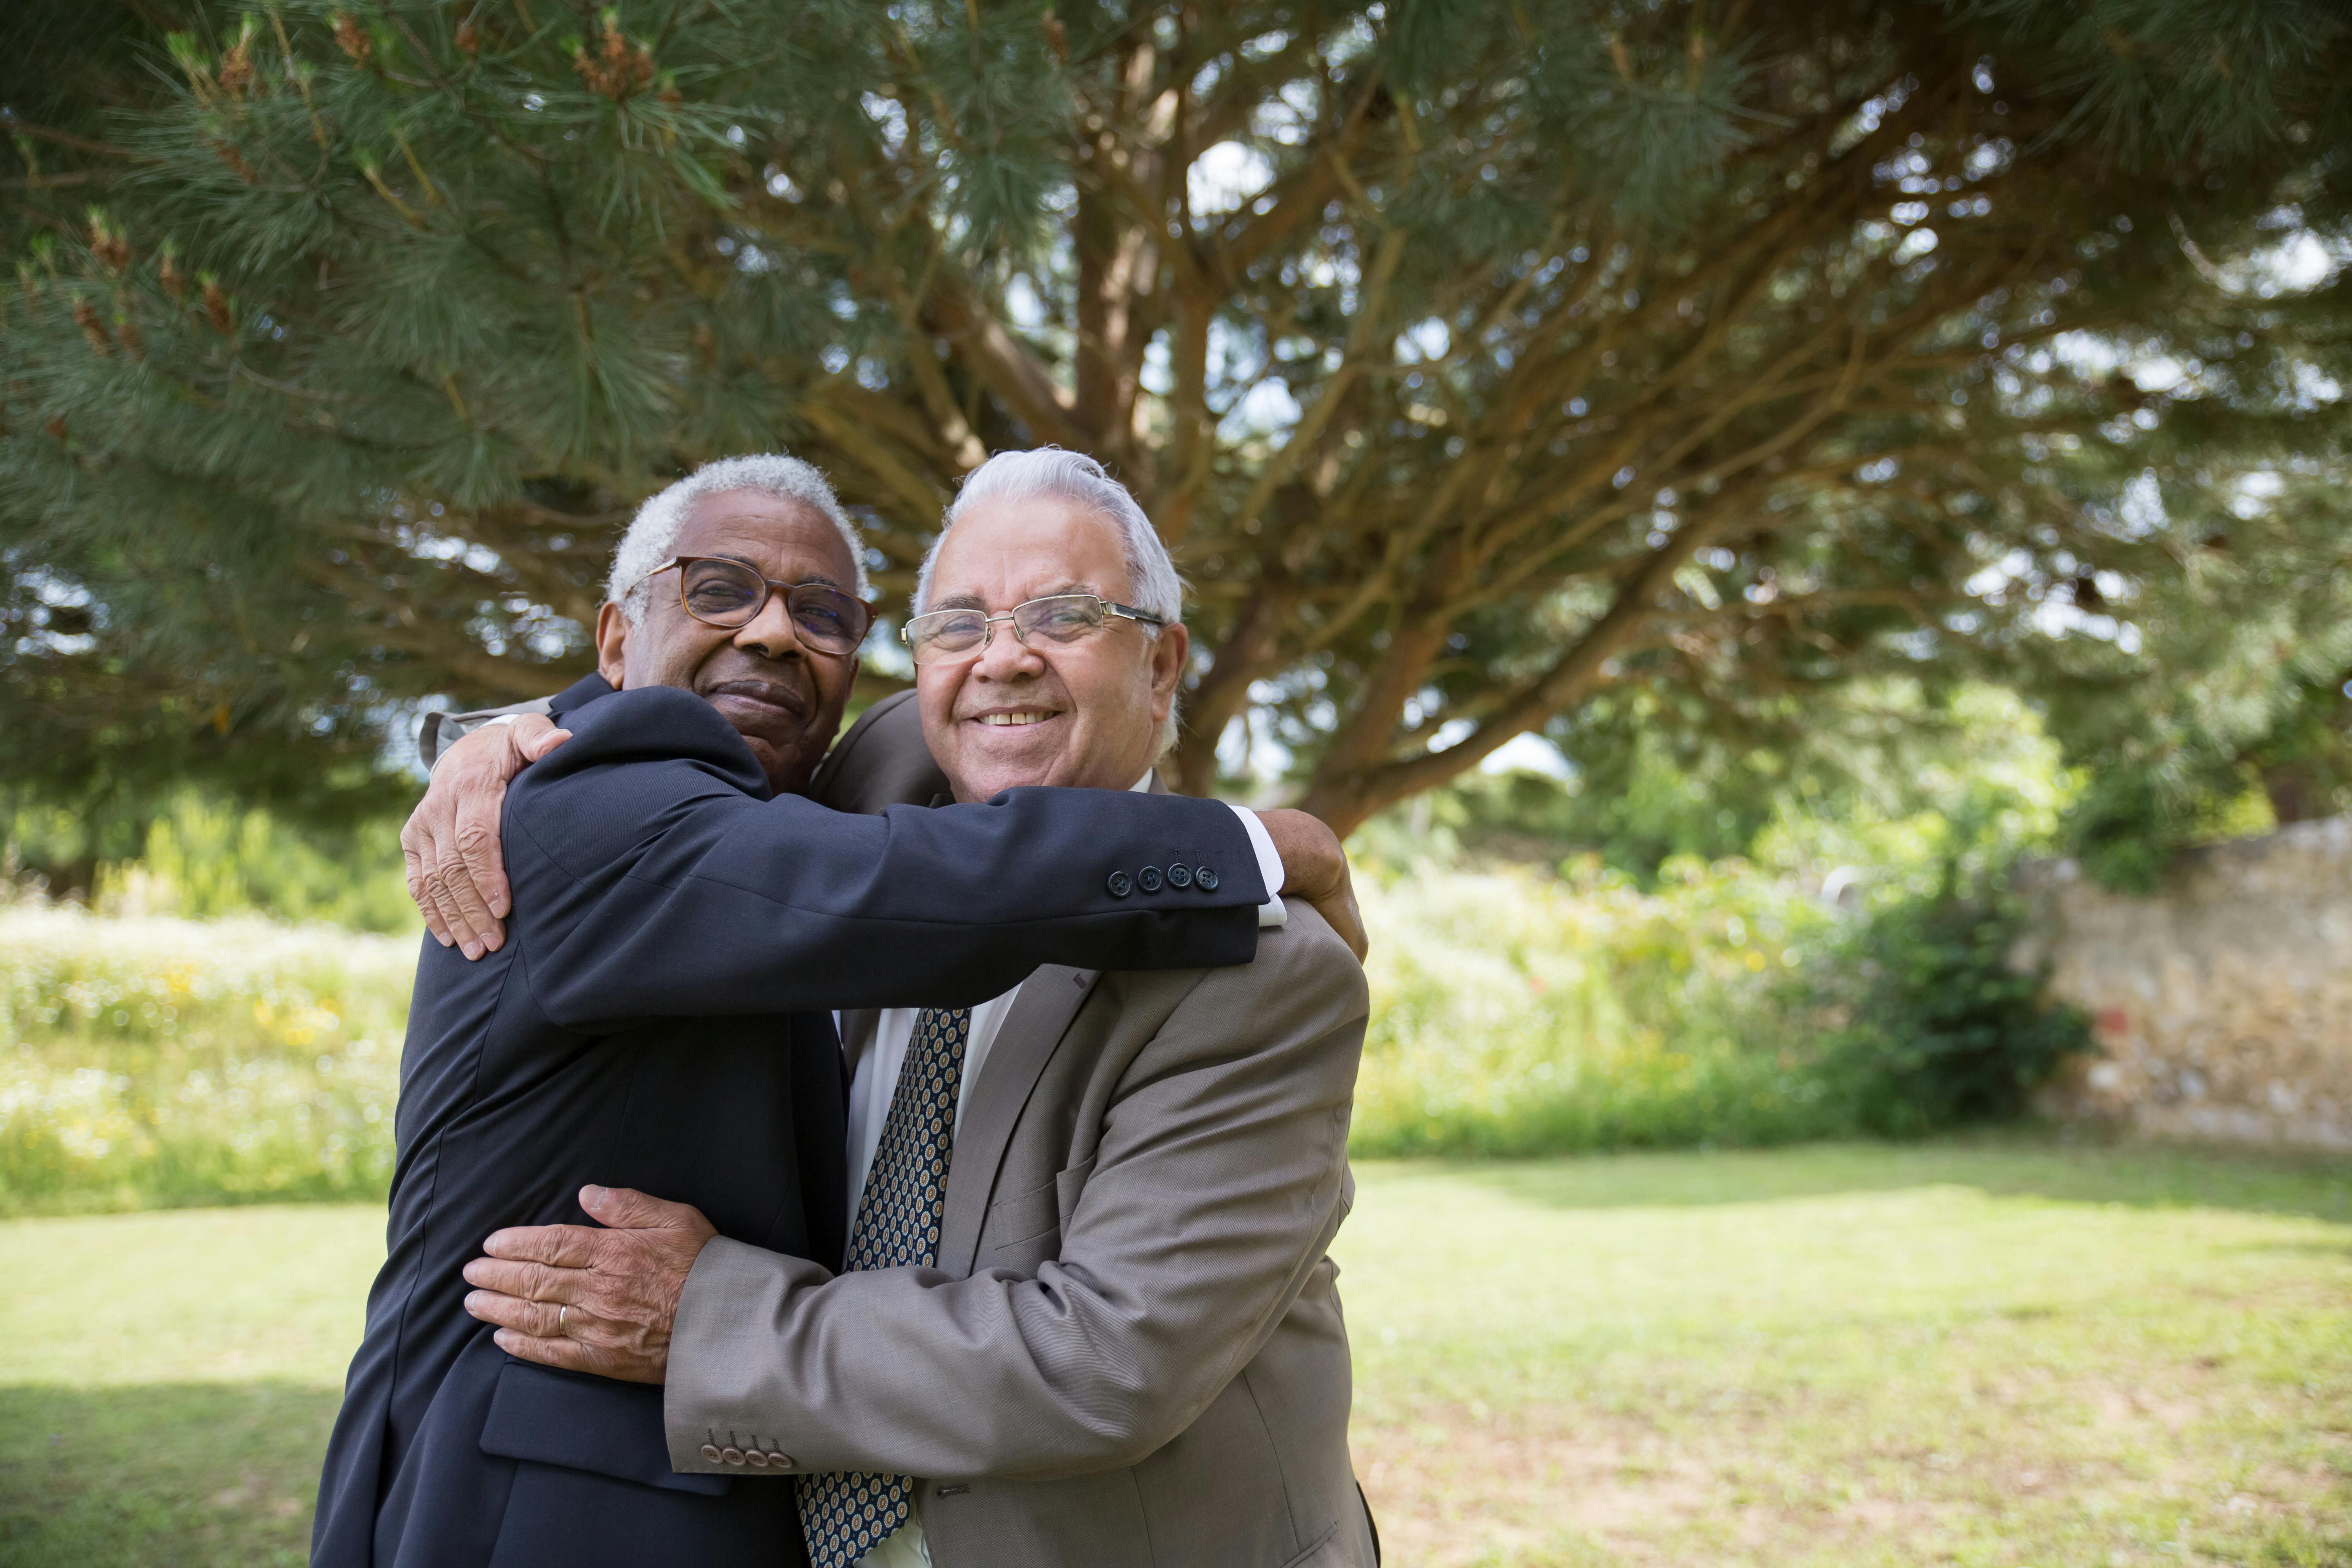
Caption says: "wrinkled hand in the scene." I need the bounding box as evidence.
[461,1185,715,1385]
[402,713,571,958]
[1255,808,1368,961]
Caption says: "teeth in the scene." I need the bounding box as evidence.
[980,711,1051,726]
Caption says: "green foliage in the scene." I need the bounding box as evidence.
[3,0,2348,840]
[92,793,418,932]
[1356,680,2078,892]
[2,850,2100,1214]
[1350,687,2090,1154]
[6,790,417,926]
[1798,759,2091,1135]
[1352,862,1843,1157]
[2014,377,2352,888]
[2060,761,2274,893]
[1817,891,2092,1136]
[0,907,409,1215]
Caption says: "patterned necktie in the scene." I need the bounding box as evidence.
[797,1006,973,1568]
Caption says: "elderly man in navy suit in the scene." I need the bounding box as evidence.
[310,454,1358,1568]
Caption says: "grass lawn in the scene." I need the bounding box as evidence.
[2,1138,2347,1567]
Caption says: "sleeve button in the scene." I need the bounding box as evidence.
[1105,870,1134,898]
[1196,865,1219,891]
[699,1444,722,1463]
[1166,864,1194,889]
[1137,866,1164,893]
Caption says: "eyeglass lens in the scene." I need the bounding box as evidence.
[679,559,870,653]
[906,595,1110,663]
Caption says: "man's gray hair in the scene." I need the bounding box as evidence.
[916,448,1187,755]
[607,454,868,625]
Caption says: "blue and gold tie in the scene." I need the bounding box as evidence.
[797,1006,972,1568]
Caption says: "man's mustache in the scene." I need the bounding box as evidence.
[702,665,813,718]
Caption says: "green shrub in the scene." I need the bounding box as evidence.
[1814,891,2091,1136]
[0,906,411,1215]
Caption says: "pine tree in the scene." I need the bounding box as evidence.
[2,0,2347,834]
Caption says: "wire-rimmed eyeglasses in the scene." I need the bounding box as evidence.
[899,594,1165,666]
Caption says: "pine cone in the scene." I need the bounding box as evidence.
[201,278,234,335]
[218,39,254,94]
[89,217,129,275]
[574,18,655,100]
[72,297,112,356]
[333,13,372,65]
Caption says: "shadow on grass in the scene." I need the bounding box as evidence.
[0,1381,338,1568]
[1395,1131,2352,1224]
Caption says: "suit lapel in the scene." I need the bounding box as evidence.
[930,769,1152,1273]
[939,965,1101,1277]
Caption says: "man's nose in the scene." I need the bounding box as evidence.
[732,592,804,661]
[973,618,1047,679]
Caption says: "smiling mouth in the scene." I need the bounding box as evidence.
[974,710,1058,727]
[707,682,806,718]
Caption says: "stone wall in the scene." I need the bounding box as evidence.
[2019,818,2352,1150]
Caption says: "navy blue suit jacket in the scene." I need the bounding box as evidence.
[312,676,1267,1568]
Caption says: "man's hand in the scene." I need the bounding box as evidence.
[402,713,570,958]
[461,1185,716,1385]
[1255,808,1368,961]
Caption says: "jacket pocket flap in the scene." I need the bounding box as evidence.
[1053,1154,1098,1233]
[480,1359,730,1495]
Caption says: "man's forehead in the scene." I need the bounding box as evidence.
[676,490,853,579]
[929,498,1130,605]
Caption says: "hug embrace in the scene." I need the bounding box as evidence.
[309,449,1381,1568]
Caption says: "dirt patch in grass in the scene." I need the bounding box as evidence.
[1353,1378,2352,1568]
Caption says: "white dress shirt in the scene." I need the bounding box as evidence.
[842,777,1283,1568]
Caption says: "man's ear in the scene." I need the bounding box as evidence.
[594,602,630,689]
[1148,621,1189,722]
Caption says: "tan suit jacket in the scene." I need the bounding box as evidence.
[663,728,1375,1568]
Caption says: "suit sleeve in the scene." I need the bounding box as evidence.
[507,686,1269,1023]
[661,909,1368,1480]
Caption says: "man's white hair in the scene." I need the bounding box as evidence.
[915,448,1187,756]
[606,454,868,625]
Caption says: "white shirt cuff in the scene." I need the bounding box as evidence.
[425,711,519,775]
[1225,803,1288,929]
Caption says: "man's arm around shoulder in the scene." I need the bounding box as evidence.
[499,686,1278,1021]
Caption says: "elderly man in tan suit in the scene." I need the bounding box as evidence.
[459,448,1378,1568]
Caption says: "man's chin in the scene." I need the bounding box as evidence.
[947,751,1071,801]
[737,730,825,793]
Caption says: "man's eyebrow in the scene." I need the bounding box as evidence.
[930,583,1101,612]
[706,552,847,590]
